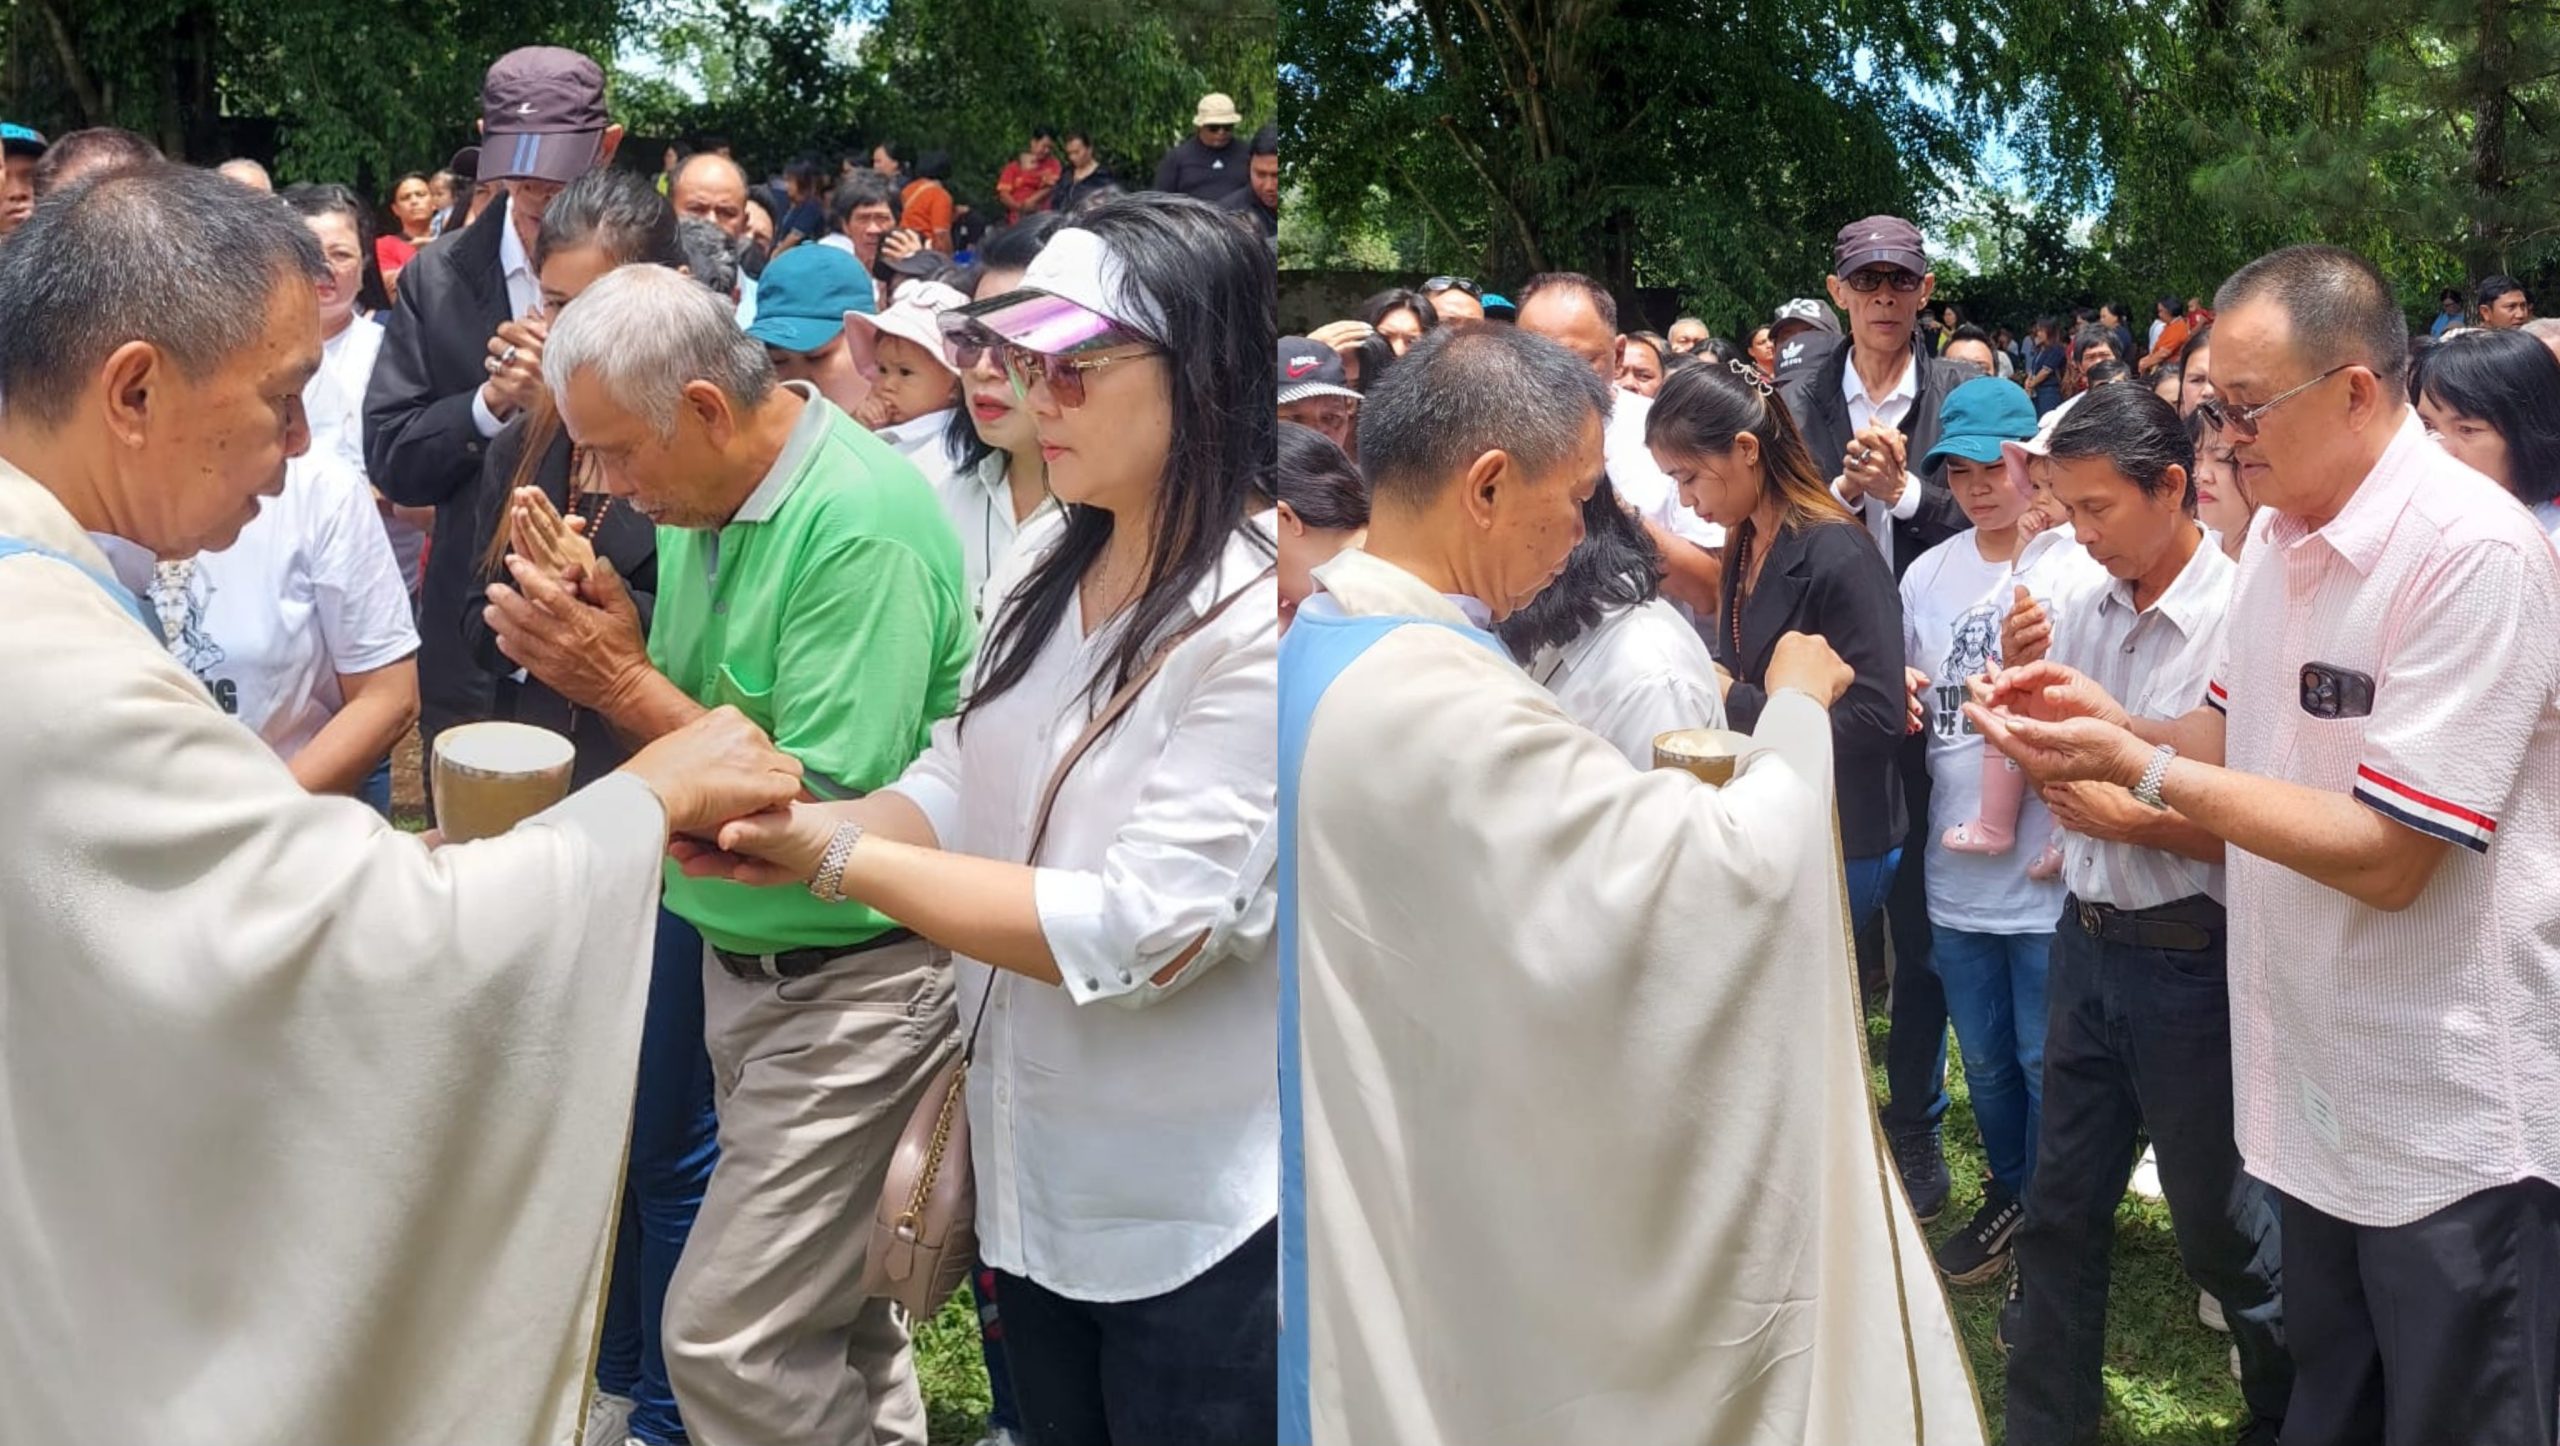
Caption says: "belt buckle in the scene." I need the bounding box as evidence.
[2077,900,2103,935]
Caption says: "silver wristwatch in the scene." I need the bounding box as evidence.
[2132,743,2177,810]
[809,821,867,903]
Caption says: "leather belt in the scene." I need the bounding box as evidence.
[713,928,918,981]
[2065,894,2222,954]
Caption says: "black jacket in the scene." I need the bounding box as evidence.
[1776,331,1972,578]
[1219,185,1278,237]
[1050,164,1118,213]
[1152,137,1251,203]
[456,419,662,789]
[363,196,517,747]
[1714,518,1909,858]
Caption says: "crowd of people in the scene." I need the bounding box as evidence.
[1282,214,2560,1446]
[1,45,1275,1446]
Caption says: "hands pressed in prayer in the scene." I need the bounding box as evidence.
[481,316,550,421]
[507,486,599,585]
[620,706,804,839]
[1841,425,1908,507]
[2001,584,2051,667]
[484,552,653,715]
[1962,660,2149,787]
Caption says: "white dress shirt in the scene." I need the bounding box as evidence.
[936,449,1057,619]
[468,215,541,439]
[883,514,1278,1300]
[2042,527,2230,910]
[1829,352,1923,566]
[1528,597,1726,767]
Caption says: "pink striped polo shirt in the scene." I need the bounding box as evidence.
[2212,412,2560,1227]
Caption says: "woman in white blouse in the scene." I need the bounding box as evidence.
[678,196,1278,1440]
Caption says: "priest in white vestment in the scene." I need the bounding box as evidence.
[1279,325,1984,1445]
[0,162,801,1446]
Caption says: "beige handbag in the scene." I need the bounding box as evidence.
[859,566,1273,1317]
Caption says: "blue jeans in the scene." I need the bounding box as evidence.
[356,759,392,818]
[596,908,721,1444]
[1880,756,1949,1140]
[1929,924,2051,1197]
[2006,899,2287,1443]
[1843,848,1903,940]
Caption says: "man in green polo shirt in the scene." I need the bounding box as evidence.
[483,264,970,1446]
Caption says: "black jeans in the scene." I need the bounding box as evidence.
[2004,899,2289,1444]
[1879,735,1949,1138]
[996,1222,1277,1446]
[2280,1179,2560,1446]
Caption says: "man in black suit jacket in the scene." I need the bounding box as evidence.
[364,45,621,750]
[1777,215,1972,582]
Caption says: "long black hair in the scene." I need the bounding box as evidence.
[279,181,393,313]
[964,195,1277,728]
[2407,325,2560,507]
[1362,287,1439,340]
[946,213,1073,473]
[1496,476,1664,662]
[1276,421,1367,531]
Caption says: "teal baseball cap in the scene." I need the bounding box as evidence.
[2,123,47,158]
[1924,376,2040,466]
[744,244,876,353]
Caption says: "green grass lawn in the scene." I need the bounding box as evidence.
[909,1011,2248,1445]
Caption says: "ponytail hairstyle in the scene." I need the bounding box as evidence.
[479,170,686,580]
[1645,357,1854,568]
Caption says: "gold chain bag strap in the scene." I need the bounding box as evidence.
[861,564,1277,1317]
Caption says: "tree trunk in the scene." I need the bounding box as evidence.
[2468,0,2514,274]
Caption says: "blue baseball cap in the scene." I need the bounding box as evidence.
[1481,292,1517,320]
[1924,376,2040,466]
[2,123,46,158]
[743,244,877,353]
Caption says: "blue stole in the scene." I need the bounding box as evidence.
[1276,604,1507,1444]
[0,533,157,635]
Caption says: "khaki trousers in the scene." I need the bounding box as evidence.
[664,936,956,1446]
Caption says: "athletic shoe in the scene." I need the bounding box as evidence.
[1891,1128,1951,1226]
[2200,1289,2229,1333]
[1935,1184,2024,1285]
[582,1394,635,1446]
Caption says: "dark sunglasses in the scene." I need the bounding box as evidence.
[1842,267,1926,294]
[1001,342,1161,409]
[1423,275,1483,299]
[940,318,1007,373]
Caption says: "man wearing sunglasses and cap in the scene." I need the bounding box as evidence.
[1154,91,1253,205]
[366,45,624,763]
[1423,274,1486,323]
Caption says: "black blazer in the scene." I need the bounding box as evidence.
[363,196,517,747]
[1714,517,1909,858]
[1777,331,1972,579]
[456,420,662,790]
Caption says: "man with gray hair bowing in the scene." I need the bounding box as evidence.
[482,263,975,1446]
[1972,244,2560,1446]
[0,164,799,1446]
[1280,324,1985,1445]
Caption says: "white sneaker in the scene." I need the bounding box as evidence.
[2129,1144,2164,1200]
[581,1393,635,1446]
[2230,1343,2242,1381]
[2199,1289,2229,1333]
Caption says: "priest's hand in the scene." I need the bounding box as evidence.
[669,801,835,887]
[621,707,803,839]
[1962,705,2150,788]
[1767,630,1854,708]
[486,554,654,714]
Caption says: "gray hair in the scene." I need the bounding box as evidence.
[1356,324,1612,508]
[674,216,740,297]
[2216,245,2411,393]
[541,264,775,437]
[0,162,325,427]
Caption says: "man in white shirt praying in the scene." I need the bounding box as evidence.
[0,159,798,1446]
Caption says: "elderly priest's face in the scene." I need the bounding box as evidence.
[132,276,322,556]
[1471,411,1604,620]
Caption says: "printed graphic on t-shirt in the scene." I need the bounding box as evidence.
[1932,600,2001,740]
[149,559,236,714]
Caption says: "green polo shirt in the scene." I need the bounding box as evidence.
[650,386,974,954]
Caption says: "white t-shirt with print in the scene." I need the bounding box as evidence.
[149,450,420,761]
[1900,529,2071,934]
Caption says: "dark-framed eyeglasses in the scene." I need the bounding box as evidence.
[1423,275,1482,299]
[1842,267,1926,294]
[1001,341,1161,409]
[2196,364,2352,439]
